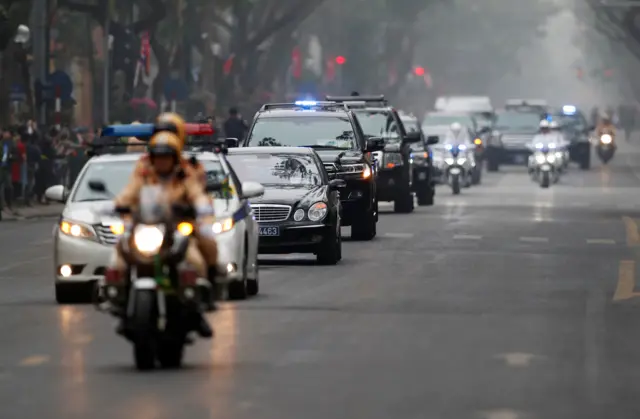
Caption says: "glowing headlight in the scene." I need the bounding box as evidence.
[555,151,563,159]
[212,218,234,234]
[59,220,96,240]
[456,158,466,165]
[535,153,546,164]
[308,202,328,221]
[444,157,454,165]
[535,143,544,149]
[546,155,556,163]
[601,134,612,144]
[133,225,164,254]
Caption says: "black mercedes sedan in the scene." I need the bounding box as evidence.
[226,147,345,265]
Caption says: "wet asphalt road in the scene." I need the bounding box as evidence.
[2,143,640,419]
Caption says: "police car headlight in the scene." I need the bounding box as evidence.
[535,153,546,164]
[133,225,164,254]
[59,220,97,241]
[600,134,612,144]
[212,218,234,234]
[308,202,328,221]
[444,157,454,165]
[456,158,466,165]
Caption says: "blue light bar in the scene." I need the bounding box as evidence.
[102,124,154,137]
[546,115,553,122]
[295,100,317,107]
[562,105,576,115]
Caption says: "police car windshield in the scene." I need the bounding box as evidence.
[495,112,539,131]
[227,153,323,187]
[355,111,402,143]
[247,116,356,150]
[71,159,226,202]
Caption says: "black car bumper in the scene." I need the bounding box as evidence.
[500,149,531,165]
[376,167,408,201]
[258,222,332,254]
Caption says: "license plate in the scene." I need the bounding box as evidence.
[450,167,461,175]
[418,172,427,180]
[514,155,525,164]
[259,226,280,236]
[541,164,551,171]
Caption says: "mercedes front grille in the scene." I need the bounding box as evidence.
[252,204,292,222]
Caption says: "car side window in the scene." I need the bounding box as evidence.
[312,152,329,184]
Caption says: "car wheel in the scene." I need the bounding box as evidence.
[55,282,93,304]
[580,153,591,170]
[394,189,414,213]
[472,168,481,185]
[317,222,340,265]
[351,209,376,241]
[247,260,259,296]
[228,243,249,300]
[487,156,499,172]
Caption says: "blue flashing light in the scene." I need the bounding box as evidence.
[546,115,553,122]
[295,100,317,107]
[562,105,576,115]
[101,123,155,137]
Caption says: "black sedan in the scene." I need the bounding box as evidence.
[226,147,344,265]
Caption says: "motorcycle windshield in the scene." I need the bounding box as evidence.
[138,185,170,225]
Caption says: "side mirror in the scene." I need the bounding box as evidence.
[225,137,239,148]
[426,135,439,145]
[88,180,106,193]
[240,181,264,199]
[403,131,421,143]
[328,179,346,190]
[366,137,385,151]
[45,185,67,203]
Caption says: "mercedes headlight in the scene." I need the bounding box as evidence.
[600,134,612,144]
[59,220,97,241]
[308,202,328,221]
[212,217,234,234]
[133,225,164,255]
[535,153,546,164]
[444,157,454,165]
[456,158,466,165]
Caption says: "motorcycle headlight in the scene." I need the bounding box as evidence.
[554,151,563,159]
[601,134,612,144]
[546,155,556,163]
[535,153,546,164]
[308,202,328,221]
[133,225,164,255]
[59,220,97,241]
[212,217,234,234]
[444,157,454,165]
[456,158,466,165]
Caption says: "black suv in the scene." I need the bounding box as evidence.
[241,101,384,240]
[399,112,439,205]
[326,95,422,213]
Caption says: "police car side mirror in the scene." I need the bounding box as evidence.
[366,137,385,151]
[426,135,439,145]
[225,138,239,148]
[403,131,421,143]
[45,185,67,203]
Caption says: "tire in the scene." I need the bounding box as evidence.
[417,189,433,206]
[247,261,259,296]
[580,150,591,170]
[317,222,341,265]
[55,282,93,304]
[540,171,550,188]
[351,209,376,241]
[157,341,185,368]
[472,168,481,185]
[228,244,249,300]
[452,174,461,195]
[131,290,157,371]
[487,156,499,172]
[394,189,414,213]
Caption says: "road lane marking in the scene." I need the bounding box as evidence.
[453,234,482,240]
[519,236,548,243]
[19,355,50,366]
[586,239,616,245]
[622,216,639,246]
[478,409,522,419]
[613,260,639,301]
[383,233,414,238]
[494,352,541,367]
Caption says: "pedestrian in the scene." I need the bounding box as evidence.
[223,107,248,143]
[11,128,25,201]
[35,127,56,204]
[0,129,16,214]
[25,134,41,206]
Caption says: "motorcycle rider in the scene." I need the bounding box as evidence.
[539,119,551,134]
[596,113,616,144]
[107,113,218,338]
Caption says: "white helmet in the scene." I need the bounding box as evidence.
[450,122,462,132]
[539,120,550,129]
[549,120,559,129]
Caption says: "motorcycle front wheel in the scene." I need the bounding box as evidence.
[131,290,157,370]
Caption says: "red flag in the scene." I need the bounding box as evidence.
[292,47,301,79]
[223,54,235,75]
[139,31,150,75]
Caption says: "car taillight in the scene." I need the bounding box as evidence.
[104,268,122,284]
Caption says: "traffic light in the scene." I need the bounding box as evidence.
[335,56,346,65]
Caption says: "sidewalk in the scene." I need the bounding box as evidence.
[1,203,64,221]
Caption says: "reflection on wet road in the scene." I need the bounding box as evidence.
[3,142,640,418]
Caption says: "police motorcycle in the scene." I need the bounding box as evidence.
[527,137,561,188]
[442,141,475,194]
[594,130,615,164]
[548,120,571,171]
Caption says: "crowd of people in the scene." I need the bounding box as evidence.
[0,107,250,221]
